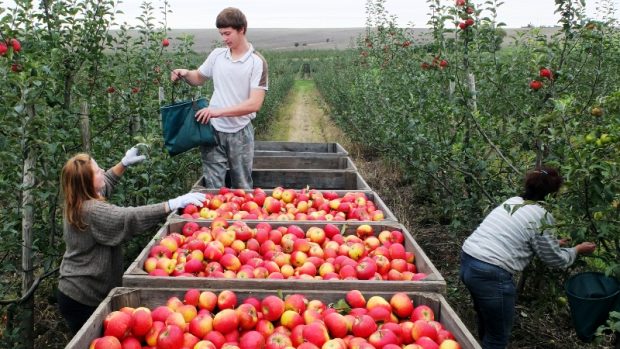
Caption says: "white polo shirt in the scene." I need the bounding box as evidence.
[197,44,268,133]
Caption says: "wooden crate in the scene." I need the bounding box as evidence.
[192,169,371,191]
[254,141,348,157]
[170,189,398,222]
[253,156,357,171]
[65,287,480,349]
[123,221,446,294]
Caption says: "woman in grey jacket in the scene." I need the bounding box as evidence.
[460,165,596,349]
[57,148,205,333]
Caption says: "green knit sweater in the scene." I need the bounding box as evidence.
[58,169,168,306]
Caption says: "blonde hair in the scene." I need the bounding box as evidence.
[61,153,100,230]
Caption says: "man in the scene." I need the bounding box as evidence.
[171,7,268,189]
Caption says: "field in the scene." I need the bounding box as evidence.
[163,27,562,52]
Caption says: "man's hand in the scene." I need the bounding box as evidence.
[195,107,222,124]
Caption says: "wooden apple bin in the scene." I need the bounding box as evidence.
[64,287,481,349]
[169,189,398,223]
[123,221,446,294]
[254,141,348,158]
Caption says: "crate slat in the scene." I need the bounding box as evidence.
[254,141,348,157]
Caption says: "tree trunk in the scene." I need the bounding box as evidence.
[21,104,36,349]
[80,102,91,153]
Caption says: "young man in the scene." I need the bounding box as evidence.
[171,7,268,189]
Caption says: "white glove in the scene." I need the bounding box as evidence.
[121,146,147,167]
[168,192,206,211]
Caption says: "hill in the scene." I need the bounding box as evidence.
[158,27,563,53]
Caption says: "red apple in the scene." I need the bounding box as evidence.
[411,305,435,322]
[262,295,285,321]
[131,307,153,337]
[103,311,133,339]
[324,312,348,338]
[157,324,184,349]
[92,336,121,349]
[345,290,366,308]
[213,308,238,334]
[239,330,265,349]
[390,292,414,319]
[351,314,377,338]
[302,322,330,347]
[236,303,259,330]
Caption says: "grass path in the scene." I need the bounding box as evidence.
[257,79,350,147]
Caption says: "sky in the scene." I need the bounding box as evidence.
[108,0,620,29]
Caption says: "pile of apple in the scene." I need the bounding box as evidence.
[145,220,428,282]
[89,289,462,349]
[178,187,386,221]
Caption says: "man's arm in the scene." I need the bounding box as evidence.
[171,69,208,86]
[195,88,266,123]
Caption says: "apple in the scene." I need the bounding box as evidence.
[280,309,305,330]
[149,245,172,259]
[159,236,179,253]
[103,311,132,339]
[324,312,348,338]
[236,303,259,330]
[356,258,378,280]
[411,305,435,322]
[411,320,438,342]
[368,329,399,349]
[120,337,141,349]
[436,329,455,343]
[213,308,238,334]
[92,336,121,349]
[438,339,460,349]
[188,313,213,338]
[131,307,153,337]
[145,321,165,346]
[144,257,158,273]
[157,324,184,349]
[390,292,414,319]
[256,318,275,338]
[217,290,237,309]
[239,330,266,349]
[414,336,439,349]
[302,322,330,347]
[356,224,374,239]
[345,290,366,308]
[205,331,226,349]
[266,332,293,349]
[177,303,198,322]
[352,314,377,338]
[284,293,308,314]
[262,295,286,321]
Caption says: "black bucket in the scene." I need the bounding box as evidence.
[565,272,620,342]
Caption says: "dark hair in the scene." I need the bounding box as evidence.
[216,7,247,34]
[522,165,563,201]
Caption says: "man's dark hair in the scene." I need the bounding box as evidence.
[216,7,247,34]
[522,165,563,201]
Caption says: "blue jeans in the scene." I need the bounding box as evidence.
[460,251,516,349]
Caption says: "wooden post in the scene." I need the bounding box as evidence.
[467,72,477,111]
[79,102,91,153]
[21,103,36,349]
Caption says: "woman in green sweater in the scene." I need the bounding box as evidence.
[57,148,205,333]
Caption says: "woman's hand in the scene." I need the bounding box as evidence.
[575,242,596,255]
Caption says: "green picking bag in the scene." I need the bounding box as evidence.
[160,97,217,156]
